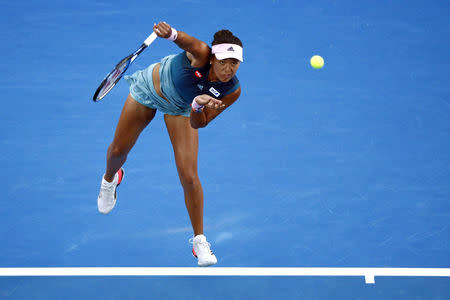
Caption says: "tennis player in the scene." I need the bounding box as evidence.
[97,22,243,267]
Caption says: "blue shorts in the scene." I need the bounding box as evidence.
[124,55,191,117]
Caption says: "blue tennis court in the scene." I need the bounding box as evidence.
[1,0,449,299]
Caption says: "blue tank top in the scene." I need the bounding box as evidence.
[169,51,240,105]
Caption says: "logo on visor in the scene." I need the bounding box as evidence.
[227,47,235,51]
[195,71,203,78]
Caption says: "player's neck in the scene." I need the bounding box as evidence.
[207,69,220,82]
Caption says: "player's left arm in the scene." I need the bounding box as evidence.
[190,87,241,129]
[153,21,209,67]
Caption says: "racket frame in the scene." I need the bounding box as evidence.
[93,32,157,101]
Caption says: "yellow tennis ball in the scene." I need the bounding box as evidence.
[310,55,324,69]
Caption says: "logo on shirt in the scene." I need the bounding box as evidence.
[195,71,203,78]
[209,87,220,97]
[197,84,204,90]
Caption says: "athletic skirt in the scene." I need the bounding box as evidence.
[124,55,191,117]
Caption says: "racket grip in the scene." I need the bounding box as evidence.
[144,32,158,46]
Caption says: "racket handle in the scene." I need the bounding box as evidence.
[143,32,158,46]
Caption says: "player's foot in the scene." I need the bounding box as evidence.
[97,168,124,214]
[190,234,217,267]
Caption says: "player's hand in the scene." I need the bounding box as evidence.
[153,21,173,38]
[195,94,226,110]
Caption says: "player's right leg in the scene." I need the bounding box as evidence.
[98,94,156,214]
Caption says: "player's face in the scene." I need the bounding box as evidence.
[210,57,240,82]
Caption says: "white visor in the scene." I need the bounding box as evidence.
[211,43,243,62]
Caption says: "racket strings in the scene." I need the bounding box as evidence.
[95,58,131,100]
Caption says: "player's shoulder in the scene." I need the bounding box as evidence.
[186,43,211,68]
[223,84,241,100]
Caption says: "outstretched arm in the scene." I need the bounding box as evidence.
[153,21,210,67]
[190,88,241,129]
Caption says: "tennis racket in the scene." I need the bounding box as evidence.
[93,32,158,101]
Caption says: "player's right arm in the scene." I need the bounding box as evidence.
[153,22,210,68]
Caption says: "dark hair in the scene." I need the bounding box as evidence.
[212,29,243,47]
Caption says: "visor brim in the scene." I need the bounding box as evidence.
[214,53,243,62]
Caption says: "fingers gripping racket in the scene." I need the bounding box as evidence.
[93,32,158,101]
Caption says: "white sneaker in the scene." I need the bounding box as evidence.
[190,234,217,267]
[97,168,124,214]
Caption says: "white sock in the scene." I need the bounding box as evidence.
[102,174,115,186]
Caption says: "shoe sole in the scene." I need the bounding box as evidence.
[117,168,124,186]
[114,168,125,199]
[192,248,217,267]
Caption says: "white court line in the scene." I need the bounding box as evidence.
[1,268,449,284]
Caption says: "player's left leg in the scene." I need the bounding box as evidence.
[164,114,217,267]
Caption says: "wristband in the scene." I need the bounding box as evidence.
[167,28,178,41]
[191,97,204,112]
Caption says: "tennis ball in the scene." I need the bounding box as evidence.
[310,55,324,69]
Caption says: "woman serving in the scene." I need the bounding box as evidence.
[97,21,243,267]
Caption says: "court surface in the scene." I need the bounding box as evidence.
[1,0,449,299]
